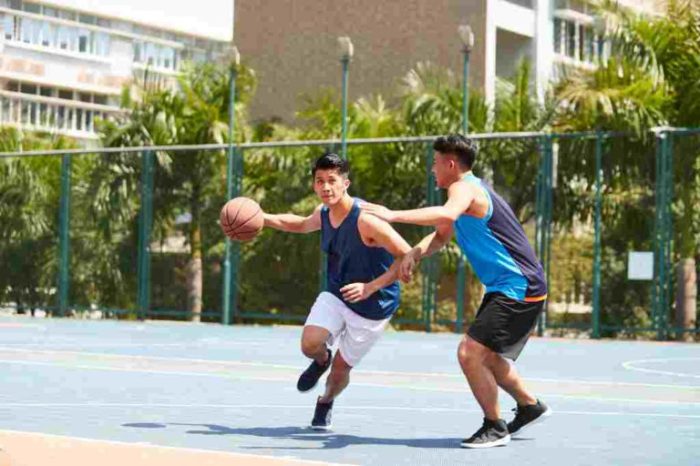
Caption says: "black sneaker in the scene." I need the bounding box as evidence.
[460,418,510,449]
[310,397,333,431]
[507,399,552,436]
[297,348,332,392]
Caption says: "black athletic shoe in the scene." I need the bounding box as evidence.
[460,418,510,449]
[310,397,333,431]
[297,348,332,392]
[507,399,552,436]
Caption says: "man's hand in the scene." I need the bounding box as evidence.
[340,282,377,303]
[359,202,396,223]
[400,249,421,282]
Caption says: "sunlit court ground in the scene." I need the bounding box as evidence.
[0,315,698,465]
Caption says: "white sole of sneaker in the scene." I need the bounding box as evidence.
[460,434,511,449]
[510,407,553,437]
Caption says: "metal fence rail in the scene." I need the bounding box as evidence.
[0,129,697,339]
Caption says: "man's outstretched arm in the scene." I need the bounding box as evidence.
[263,204,323,233]
[360,181,474,226]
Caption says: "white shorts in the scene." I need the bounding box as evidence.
[305,292,390,367]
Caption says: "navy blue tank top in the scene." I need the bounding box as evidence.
[321,198,400,320]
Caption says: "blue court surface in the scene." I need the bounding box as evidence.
[0,315,698,465]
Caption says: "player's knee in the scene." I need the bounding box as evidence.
[457,337,486,366]
[300,339,324,358]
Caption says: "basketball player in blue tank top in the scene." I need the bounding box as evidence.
[263,153,412,431]
[362,134,552,448]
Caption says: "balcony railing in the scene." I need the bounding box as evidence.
[0,90,122,139]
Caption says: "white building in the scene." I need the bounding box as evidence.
[490,0,663,103]
[0,0,233,140]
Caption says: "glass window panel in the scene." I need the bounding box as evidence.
[78,29,88,52]
[565,20,576,58]
[553,18,562,54]
[3,15,13,40]
[58,89,73,100]
[23,2,40,14]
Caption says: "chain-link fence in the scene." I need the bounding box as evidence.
[0,130,697,339]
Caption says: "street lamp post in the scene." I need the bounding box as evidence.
[455,24,474,333]
[338,36,353,159]
[458,25,474,134]
[222,45,240,326]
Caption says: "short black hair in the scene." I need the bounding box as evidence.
[311,152,350,177]
[433,134,477,169]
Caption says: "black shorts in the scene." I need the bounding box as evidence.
[467,292,545,361]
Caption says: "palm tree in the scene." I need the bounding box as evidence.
[553,0,700,333]
[94,63,256,321]
[0,128,75,314]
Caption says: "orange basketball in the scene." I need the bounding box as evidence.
[219,197,264,241]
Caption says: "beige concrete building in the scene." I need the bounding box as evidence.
[235,0,666,124]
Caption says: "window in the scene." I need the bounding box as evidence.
[2,14,14,40]
[58,89,73,100]
[20,83,37,94]
[40,21,52,46]
[553,18,562,54]
[22,2,40,14]
[554,15,605,65]
[565,20,576,59]
[78,29,89,52]
[57,25,70,49]
[78,14,96,25]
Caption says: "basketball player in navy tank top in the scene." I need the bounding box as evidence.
[262,153,412,431]
[362,134,552,448]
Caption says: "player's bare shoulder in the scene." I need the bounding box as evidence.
[357,211,387,246]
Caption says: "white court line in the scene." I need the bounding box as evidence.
[0,429,354,466]
[1,346,698,391]
[622,358,700,379]
[0,403,698,419]
[1,360,699,406]
[0,341,268,348]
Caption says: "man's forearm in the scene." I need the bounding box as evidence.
[391,207,453,226]
[263,213,307,233]
[366,259,402,293]
[413,231,450,259]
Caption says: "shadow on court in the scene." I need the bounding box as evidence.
[122,422,468,449]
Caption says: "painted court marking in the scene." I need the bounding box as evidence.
[2,346,699,391]
[0,359,699,406]
[0,402,698,419]
[623,357,700,379]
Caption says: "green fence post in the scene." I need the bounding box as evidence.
[653,130,670,340]
[537,135,553,336]
[663,133,674,339]
[136,150,154,320]
[422,142,437,332]
[592,131,603,338]
[57,153,72,317]
[231,147,243,322]
[652,131,662,337]
[222,61,238,326]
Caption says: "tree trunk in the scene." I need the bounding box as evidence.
[187,221,203,323]
[675,258,697,342]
